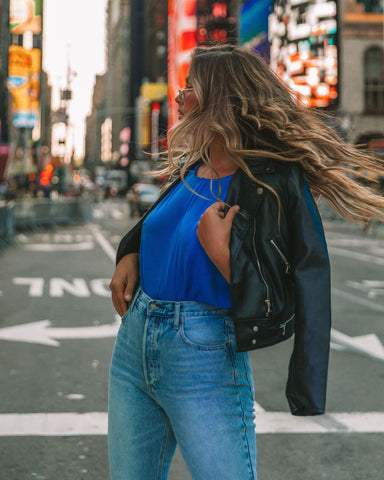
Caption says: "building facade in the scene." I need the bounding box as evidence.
[103,0,131,163]
[84,74,105,170]
[340,0,384,143]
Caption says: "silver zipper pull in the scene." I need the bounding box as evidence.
[265,299,272,317]
[280,323,286,335]
[285,264,291,275]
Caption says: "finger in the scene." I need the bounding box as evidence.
[208,202,224,213]
[124,277,137,302]
[224,205,240,224]
[112,290,126,317]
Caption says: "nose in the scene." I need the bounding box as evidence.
[175,91,182,104]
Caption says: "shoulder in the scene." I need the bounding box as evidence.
[243,159,304,193]
[244,158,301,178]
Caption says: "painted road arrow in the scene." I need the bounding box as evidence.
[0,318,383,360]
[331,328,384,362]
[0,316,120,347]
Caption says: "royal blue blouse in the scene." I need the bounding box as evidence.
[140,165,233,308]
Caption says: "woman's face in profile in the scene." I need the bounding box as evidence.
[175,76,198,119]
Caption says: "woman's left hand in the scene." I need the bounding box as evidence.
[196,202,240,283]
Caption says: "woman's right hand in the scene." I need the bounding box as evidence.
[109,253,139,316]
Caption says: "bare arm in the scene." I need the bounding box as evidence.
[109,252,139,316]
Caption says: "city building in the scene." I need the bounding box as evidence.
[340,0,384,143]
[103,0,131,163]
[84,74,105,172]
[0,0,11,180]
[39,69,52,153]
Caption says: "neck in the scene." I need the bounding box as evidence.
[199,136,238,178]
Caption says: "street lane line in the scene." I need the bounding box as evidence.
[332,288,384,313]
[1,411,384,436]
[328,246,384,266]
[24,242,95,251]
[0,412,107,436]
[89,226,116,263]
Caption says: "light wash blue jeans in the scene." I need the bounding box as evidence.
[108,288,257,480]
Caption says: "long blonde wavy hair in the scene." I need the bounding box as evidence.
[163,44,384,224]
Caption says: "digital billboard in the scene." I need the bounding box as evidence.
[268,0,338,108]
[10,0,41,34]
[7,45,40,128]
[239,0,271,62]
[168,0,197,127]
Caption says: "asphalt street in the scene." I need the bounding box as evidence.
[0,198,383,480]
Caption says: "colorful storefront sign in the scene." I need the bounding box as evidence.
[10,0,41,34]
[7,45,40,128]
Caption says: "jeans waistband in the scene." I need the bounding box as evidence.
[131,287,232,328]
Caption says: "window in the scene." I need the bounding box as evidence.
[364,46,384,114]
[357,0,383,13]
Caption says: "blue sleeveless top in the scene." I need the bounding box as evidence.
[140,165,233,308]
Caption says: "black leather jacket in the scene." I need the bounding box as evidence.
[116,159,331,416]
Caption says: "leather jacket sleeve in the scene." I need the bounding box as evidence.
[285,167,331,415]
[116,219,143,265]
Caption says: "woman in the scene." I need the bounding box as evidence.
[108,45,384,480]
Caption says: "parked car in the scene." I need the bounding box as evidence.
[127,183,161,217]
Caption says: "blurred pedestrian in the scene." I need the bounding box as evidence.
[108,45,384,480]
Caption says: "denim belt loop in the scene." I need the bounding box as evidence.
[173,302,181,329]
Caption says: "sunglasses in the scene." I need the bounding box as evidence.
[177,86,194,102]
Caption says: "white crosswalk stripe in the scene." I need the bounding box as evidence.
[1,410,384,436]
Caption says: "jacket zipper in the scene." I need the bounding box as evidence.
[270,239,291,275]
[280,313,295,335]
[253,218,272,317]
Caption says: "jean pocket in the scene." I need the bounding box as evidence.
[179,315,230,350]
[120,309,130,325]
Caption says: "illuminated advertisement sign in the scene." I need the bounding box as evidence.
[168,0,197,127]
[239,0,271,61]
[10,0,41,34]
[269,0,338,108]
[196,1,237,45]
[168,1,236,127]
[7,45,40,128]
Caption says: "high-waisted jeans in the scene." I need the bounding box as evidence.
[108,288,257,480]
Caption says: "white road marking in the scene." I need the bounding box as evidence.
[346,280,384,298]
[49,278,90,297]
[332,288,384,313]
[0,315,120,347]
[0,411,383,436]
[355,280,384,288]
[326,236,384,248]
[253,401,265,413]
[89,278,111,297]
[111,209,124,219]
[331,328,384,361]
[89,225,116,263]
[65,393,86,400]
[328,246,384,266]
[13,277,44,297]
[24,242,95,251]
[12,277,111,297]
